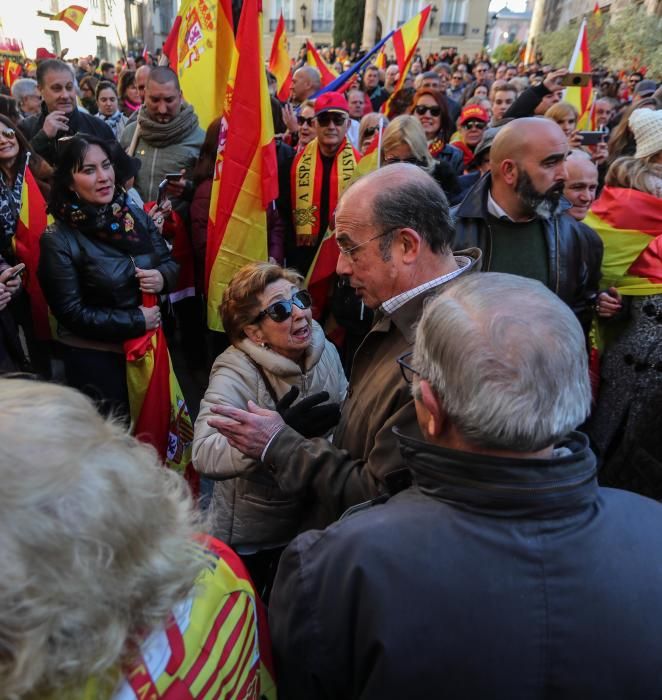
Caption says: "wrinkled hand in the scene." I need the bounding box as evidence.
[276,386,341,438]
[42,110,70,138]
[590,140,609,165]
[282,103,299,133]
[209,402,285,460]
[140,304,161,330]
[165,169,188,199]
[0,264,24,293]
[596,287,622,319]
[543,68,568,94]
[0,283,12,311]
[136,267,164,294]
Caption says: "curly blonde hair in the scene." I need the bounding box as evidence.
[0,379,207,698]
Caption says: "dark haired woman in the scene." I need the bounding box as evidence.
[38,134,179,414]
[118,69,141,118]
[95,80,127,139]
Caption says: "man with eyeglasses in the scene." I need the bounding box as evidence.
[447,71,466,103]
[287,91,360,276]
[208,164,480,524]
[269,272,662,699]
[452,117,602,336]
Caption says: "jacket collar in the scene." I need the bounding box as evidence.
[395,428,598,517]
[456,172,571,220]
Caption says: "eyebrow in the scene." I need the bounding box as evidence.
[541,153,566,165]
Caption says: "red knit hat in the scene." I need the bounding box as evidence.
[314,91,349,116]
[459,104,489,126]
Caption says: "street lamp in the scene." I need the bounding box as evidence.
[300,3,307,28]
[430,5,438,28]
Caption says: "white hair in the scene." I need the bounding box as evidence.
[10,78,38,103]
[0,379,207,698]
[413,273,591,451]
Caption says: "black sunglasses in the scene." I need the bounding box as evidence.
[384,156,425,167]
[363,126,379,138]
[414,104,441,117]
[297,115,314,127]
[253,289,312,323]
[397,351,420,384]
[463,120,487,130]
[316,112,347,127]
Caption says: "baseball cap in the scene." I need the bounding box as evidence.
[314,92,349,116]
[35,47,57,61]
[634,80,657,97]
[459,104,489,126]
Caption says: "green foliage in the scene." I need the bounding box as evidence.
[535,5,661,73]
[333,0,366,47]
[491,41,521,64]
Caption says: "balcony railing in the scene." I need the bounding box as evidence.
[269,18,295,32]
[439,22,467,36]
[311,19,334,32]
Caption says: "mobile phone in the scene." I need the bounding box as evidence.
[156,179,168,206]
[164,172,183,181]
[577,130,607,145]
[560,72,592,88]
[6,263,26,280]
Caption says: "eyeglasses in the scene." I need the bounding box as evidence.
[397,351,420,384]
[336,228,399,258]
[414,104,441,117]
[384,156,425,167]
[297,115,314,127]
[462,120,487,130]
[0,128,16,139]
[363,126,378,138]
[316,112,347,127]
[253,289,312,324]
[452,75,463,80]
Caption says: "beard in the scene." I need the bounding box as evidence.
[515,169,565,219]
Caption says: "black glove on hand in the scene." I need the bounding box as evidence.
[276,386,341,438]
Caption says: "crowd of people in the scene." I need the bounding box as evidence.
[1,37,662,698]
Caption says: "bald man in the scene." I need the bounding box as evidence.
[205,164,480,524]
[564,150,599,221]
[452,117,602,333]
[289,65,321,105]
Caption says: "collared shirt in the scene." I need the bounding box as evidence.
[487,190,535,223]
[380,256,473,316]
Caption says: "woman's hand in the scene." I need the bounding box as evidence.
[0,282,11,311]
[569,130,584,150]
[590,140,609,165]
[148,200,172,234]
[135,268,164,294]
[140,304,161,330]
[0,264,24,294]
[282,103,299,134]
[596,287,622,319]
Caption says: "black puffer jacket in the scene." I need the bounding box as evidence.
[38,204,179,343]
[451,174,603,334]
[19,104,115,165]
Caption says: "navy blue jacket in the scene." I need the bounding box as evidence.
[270,430,662,699]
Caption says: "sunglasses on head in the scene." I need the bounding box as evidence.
[414,104,441,117]
[463,120,486,130]
[0,128,16,139]
[316,112,347,127]
[297,115,314,127]
[253,289,313,324]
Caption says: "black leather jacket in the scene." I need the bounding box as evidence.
[38,204,179,343]
[451,174,603,333]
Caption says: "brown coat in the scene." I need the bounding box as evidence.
[264,249,481,526]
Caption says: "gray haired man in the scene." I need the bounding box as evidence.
[269,272,662,700]
[11,79,42,119]
[204,164,480,525]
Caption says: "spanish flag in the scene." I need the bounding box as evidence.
[268,13,292,102]
[2,59,21,89]
[13,164,53,341]
[51,4,87,31]
[374,47,387,71]
[306,40,338,87]
[564,19,593,129]
[381,5,431,114]
[205,0,278,331]
[585,186,662,295]
[124,292,197,492]
[161,0,237,130]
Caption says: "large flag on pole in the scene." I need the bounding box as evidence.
[268,13,292,101]
[205,0,278,331]
[13,163,53,341]
[51,4,87,31]
[161,0,237,130]
[564,19,593,129]
[306,40,338,87]
[381,6,431,114]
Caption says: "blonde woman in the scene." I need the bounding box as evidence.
[358,112,388,154]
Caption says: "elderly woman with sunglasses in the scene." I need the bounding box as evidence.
[408,88,464,175]
[193,261,347,595]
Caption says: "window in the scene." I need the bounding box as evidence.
[443,0,466,24]
[273,0,294,19]
[398,0,421,26]
[312,0,333,32]
[44,30,61,55]
[96,36,108,59]
[90,0,109,24]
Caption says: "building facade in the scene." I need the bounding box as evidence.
[538,0,661,33]
[486,4,531,53]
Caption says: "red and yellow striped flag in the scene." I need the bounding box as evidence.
[585,186,662,295]
[205,0,278,331]
[564,19,593,129]
[2,59,21,89]
[381,5,431,114]
[124,293,197,491]
[51,4,87,31]
[306,39,338,87]
[268,13,292,101]
[375,47,387,71]
[13,165,53,341]
[161,0,237,130]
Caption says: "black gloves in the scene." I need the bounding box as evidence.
[276,386,341,438]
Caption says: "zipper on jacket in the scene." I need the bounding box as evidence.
[301,372,308,397]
